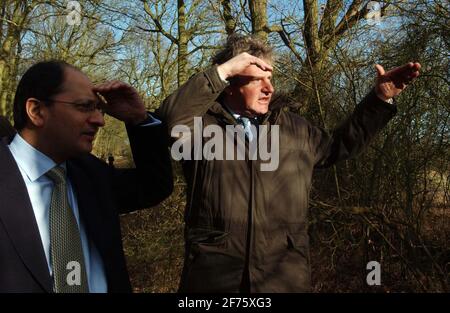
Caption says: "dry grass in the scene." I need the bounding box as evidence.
[120,198,448,292]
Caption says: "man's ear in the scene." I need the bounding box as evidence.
[25,98,46,128]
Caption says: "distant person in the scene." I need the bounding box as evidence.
[107,154,115,167]
[159,35,421,292]
[0,61,173,293]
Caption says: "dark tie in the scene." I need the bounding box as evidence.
[46,166,89,293]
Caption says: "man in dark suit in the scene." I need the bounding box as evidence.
[0,61,173,293]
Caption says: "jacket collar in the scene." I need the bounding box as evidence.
[7,133,61,182]
[208,98,282,127]
[0,137,53,292]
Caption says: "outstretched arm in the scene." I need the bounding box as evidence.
[313,62,421,168]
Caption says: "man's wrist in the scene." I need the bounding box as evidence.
[217,64,230,82]
[375,90,394,104]
[128,112,148,126]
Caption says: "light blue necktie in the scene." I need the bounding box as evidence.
[238,116,257,142]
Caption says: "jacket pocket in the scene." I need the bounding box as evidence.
[187,227,229,246]
[185,227,230,274]
[286,232,310,261]
[180,228,242,292]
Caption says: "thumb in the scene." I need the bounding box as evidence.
[375,64,385,77]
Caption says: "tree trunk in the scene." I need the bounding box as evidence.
[249,0,268,42]
[221,0,235,35]
[0,12,20,118]
[177,0,188,86]
[0,1,32,118]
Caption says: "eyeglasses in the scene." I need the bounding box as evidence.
[38,93,107,114]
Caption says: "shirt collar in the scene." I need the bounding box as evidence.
[222,103,259,123]
[8,133,66,182]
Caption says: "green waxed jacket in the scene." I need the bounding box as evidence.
[159,66,397,292]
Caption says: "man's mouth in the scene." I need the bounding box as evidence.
[258,96,271,103]
[81,130,97,140]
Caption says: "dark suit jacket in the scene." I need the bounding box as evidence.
[0,122,173,293]
[0,116,15,138]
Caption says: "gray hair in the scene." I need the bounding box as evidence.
[212,34,273,65]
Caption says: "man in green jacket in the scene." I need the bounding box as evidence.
[159,35,421,292]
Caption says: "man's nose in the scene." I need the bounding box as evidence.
[88,109,105,127]
[262,79,274,94]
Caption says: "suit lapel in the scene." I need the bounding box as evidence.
[0,138,52,292]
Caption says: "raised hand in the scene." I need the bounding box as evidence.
[217,52,273,81]
[375,62,421,102]
[93,81,147,125]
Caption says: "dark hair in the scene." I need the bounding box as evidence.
[13,60,78,131]
[212,34,273,65]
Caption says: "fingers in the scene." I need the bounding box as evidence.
[239,52,272,72]
[381,61,421,88]
[407,62,421,71]
[390,62,421,77]
[93,81,137,107]
[251,56,273,72]
[218,52,273,80]
[402,62,421,84]
[375,64,385,77]
[409,62,421,79]
[93,80,131,93]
